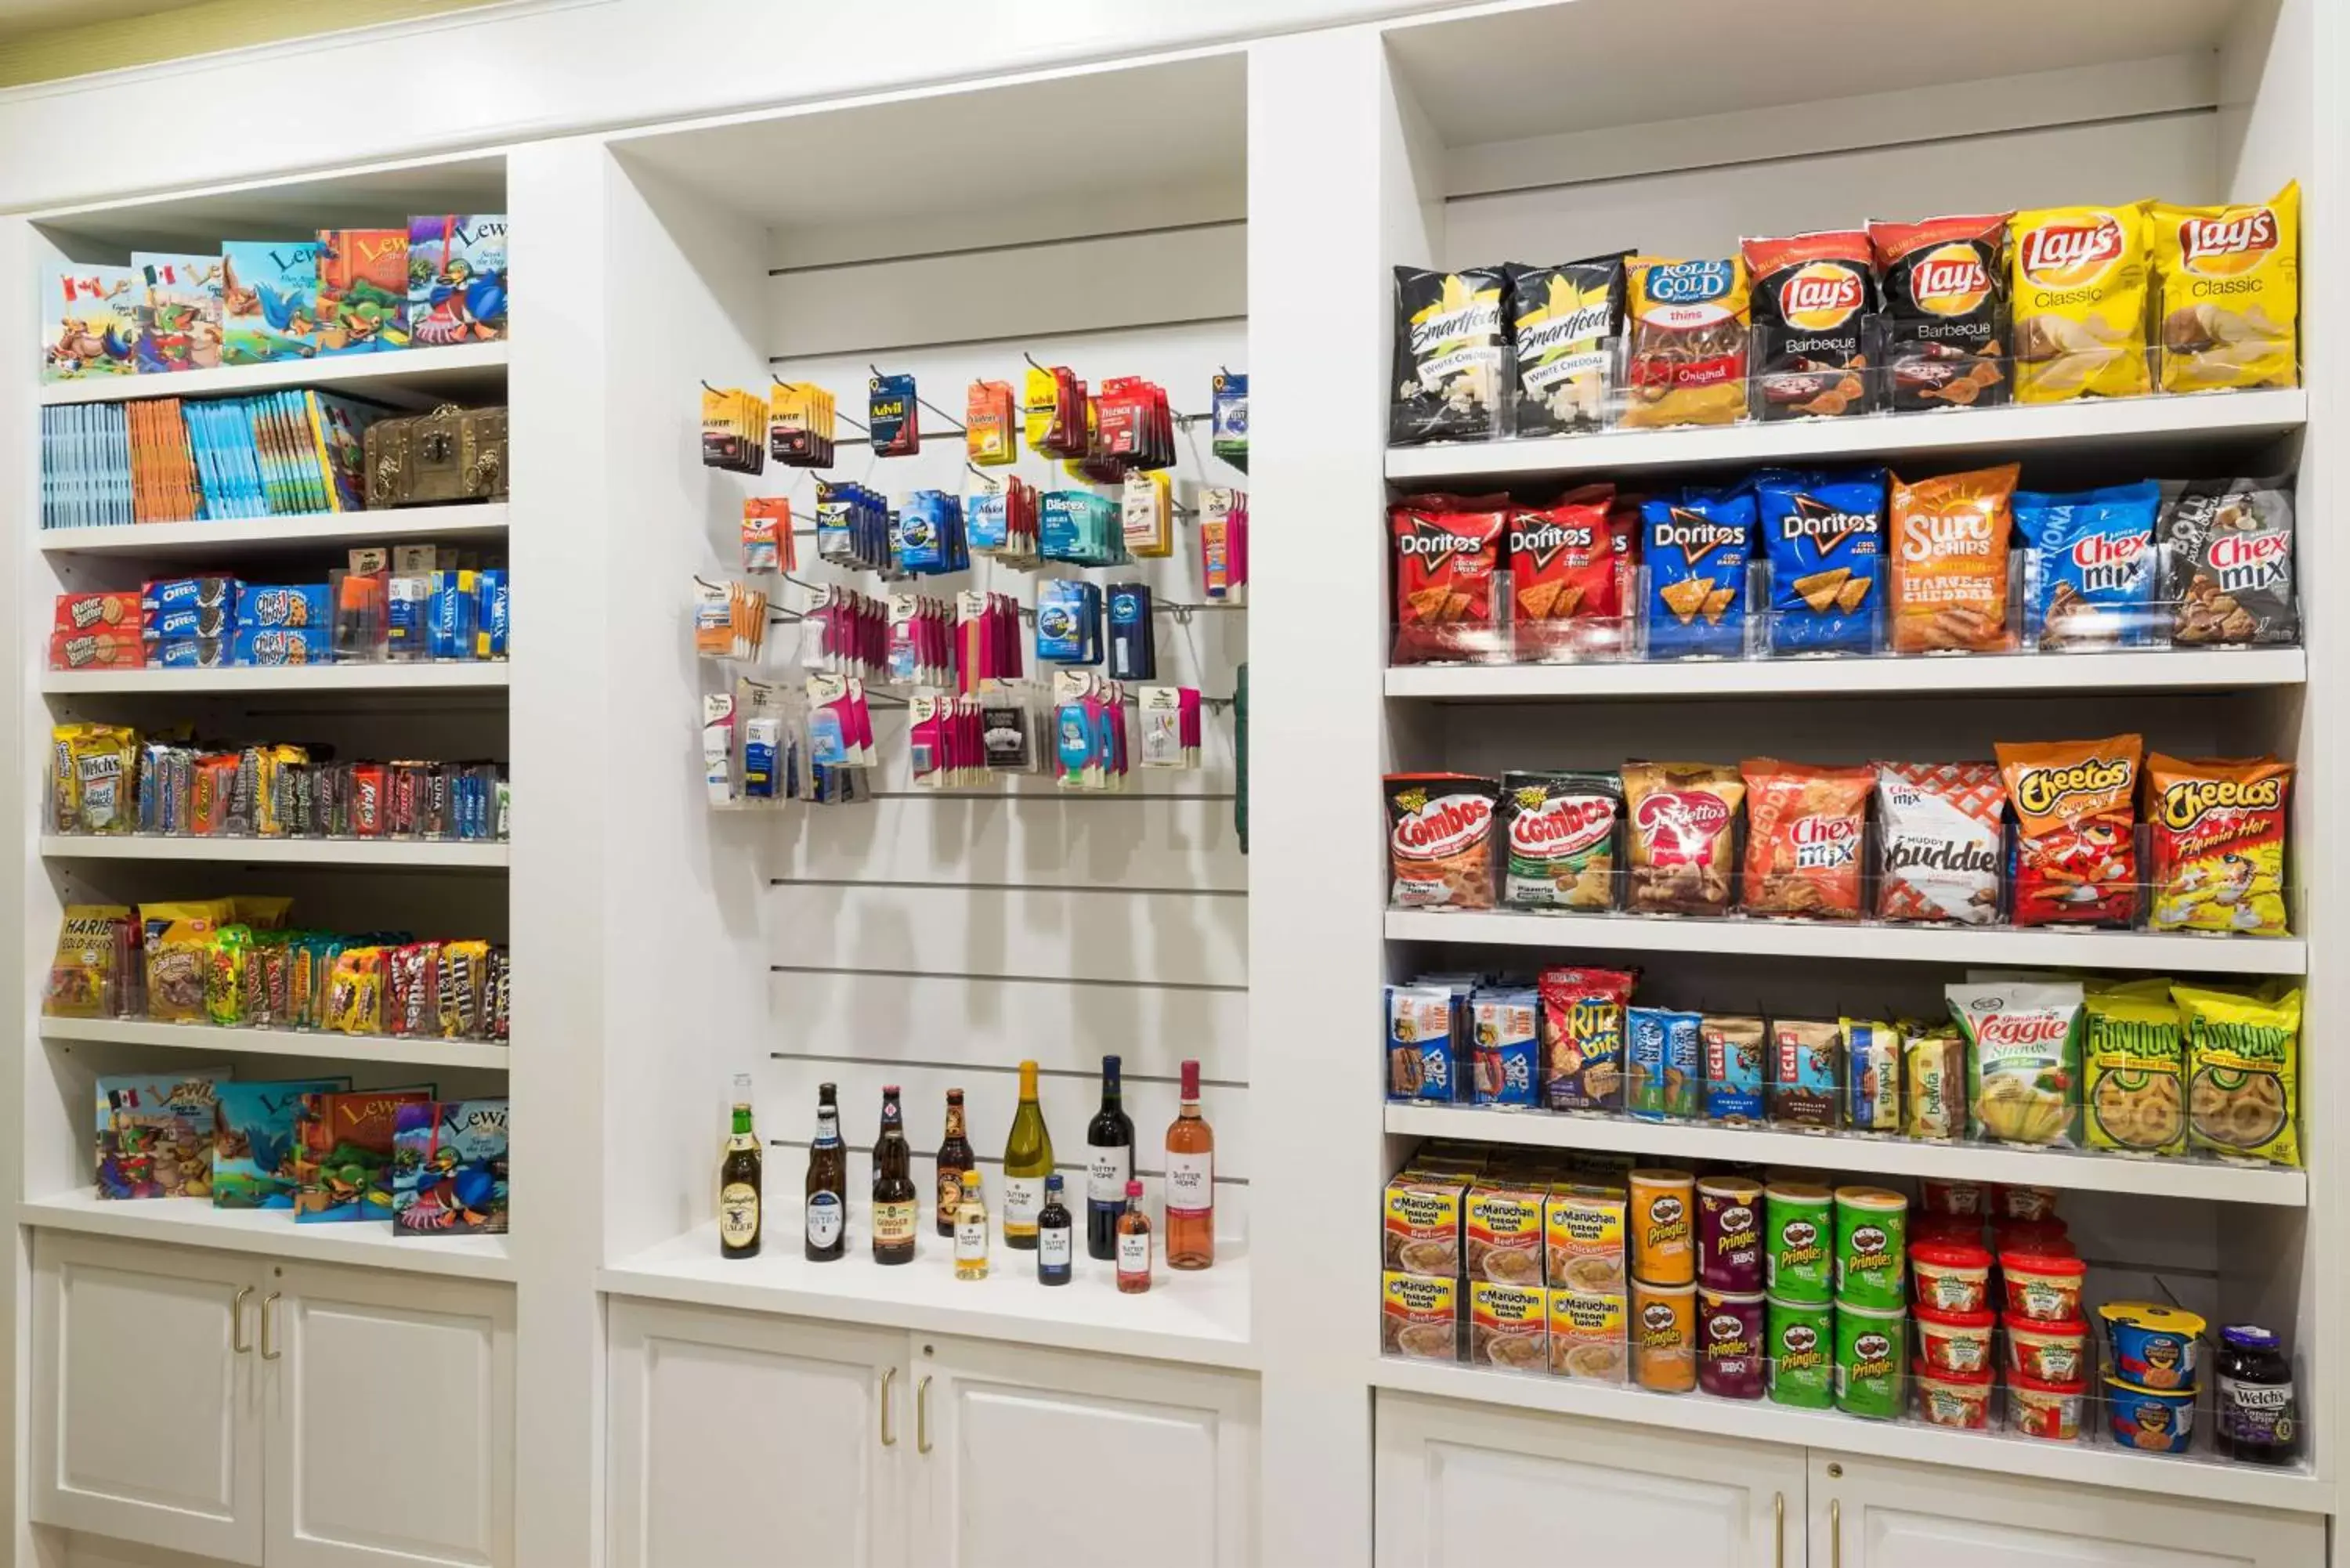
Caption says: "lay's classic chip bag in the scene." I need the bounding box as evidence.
[1757,470,1885,654]
[2152,181,2299,392]
[2011,203,2153,402]
[1642,490,1753,659]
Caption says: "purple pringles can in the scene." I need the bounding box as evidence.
[1698,1288,1766,1400]
[1698,1175,1766,1294]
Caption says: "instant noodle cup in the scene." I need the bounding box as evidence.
[1913,1304,1997,1376]
[1547,1288,1628,1382]
[1832,1186,1907,1310]
[2106,1376,2196,1454]
[1766,1295,1835,1409]
[1910,1240,1993,1313]
[1697,1176,1765,1293]
[1764,1182,1833,1302]
[1914,1361,1994,1429]
[1632,1277,1697,1393]
[1834,1299,1906,1420]
[1629,1168,1697,1286]
[1546,1189,1627,1295]
[1995,1184,2062,1223]
[2005,1314,2091,1385]
[2011,1373,2088,1442]
[2100,1302,2205,1391]
[2011,202,2153,403]
[1697,1288,1766,1400]
[2177,981,2302,1168]
[2001,1250,2087,1323]
[2150,182,2299,393]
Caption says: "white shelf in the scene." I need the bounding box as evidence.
[17,1189,515,1283]
[600,1217,1256,1371]
[1385,909,2307,977]
[37,341,509,406]
[1385,1104,2307,1206]
[40,1016,510,1071]
[42,661,509,695]
[41,834,508,869]
[38,503,508,560]
[1385,649,2308,703]
[1368,1357,2334,1515]
[1383,389,2308,485]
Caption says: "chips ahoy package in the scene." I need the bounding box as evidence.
[1758,469,1886,654]
[2015,481,2160,649]
[1642,489,1755,659]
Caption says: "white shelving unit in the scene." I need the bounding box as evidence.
[1386,647,2309,702]
[42,660,509,695]
[38,500,508,559]
[15,1188,515,1282]
[35,339,508,406]
[40,1015,511,1071]
[39,834,509,868]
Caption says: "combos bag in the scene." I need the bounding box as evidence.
[2177,982,2301,1167]
[1499,771,1621,912]
[2152,182,2298,393]
[1998,734,2142,927]
[1887,464,2018,653]
[1391,266,1509,443]
[2160,478,2296,645]
[1757,470,1885,654]
[1385,773,1499,910]
[1739,760,1871,920]
[1508,255,1627,435]
[1950,980,2084,1147]
[2010,202,2153,403]
[2014,482,2160,649]
[1620,257,1750,429]
[1391,494,1506,663]
[2144,753,2290,937]
[1642,490,1754,659]
[1742,231,1878,419]
[1509,485,1626,659]
[1869,212,2010,410]
[1622,761,1744,916]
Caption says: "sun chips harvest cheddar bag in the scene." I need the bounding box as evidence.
[2151,182,2299,392]
[2010,202,2153,402]
[1887,465,2018,652]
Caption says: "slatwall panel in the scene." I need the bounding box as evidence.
[757,310,1249,1238]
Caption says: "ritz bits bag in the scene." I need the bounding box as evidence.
[2010,203,2153,402]
[1887,464,2018,653]
[2152,182,2299,392]
[1619,258,1751,429]
[1998,735,2142,927]
[2144,753,2290,936]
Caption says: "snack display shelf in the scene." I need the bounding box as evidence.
[16,1187,516,1283]
[1383,1104,2306,1207]
[1384,909,2307,977]
[39,1014,510,1071]
[1368,1356,2331,1514]
[39,834,508,869]
[37,502,510,561]
[1382,388,2308,486]
[42,662,510,695]
[600,1212,1256,1372]
[1384,648,2308,703]
[35,341,511,407]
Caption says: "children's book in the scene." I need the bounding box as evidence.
[293,1086,432,1222]
[407,214,508,345]
[305,392,386,511]
[42,265,139,381]
[213,1078,348,1209]
[128,252,225,374]
[314,229,410,356]
[392,1099,509,1236]
[220,240,321,364]
[96,1068,231,1199]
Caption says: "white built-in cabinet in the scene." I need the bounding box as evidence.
[606,1299,1259,1568]
[30,1233,516,1568]
[1374,1396,2325,1568]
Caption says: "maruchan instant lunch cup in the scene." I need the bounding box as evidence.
[1833,1186,1908,1310]
[2099,1302,2206,1391]
[1764,1182,1833,1303]
[1834,1299,1907,1420]
[1629,1169,1697,1287]
[1766,1295,1835,1409]
[1697,1176,1765,1293]
[1632,1277,1697,1393]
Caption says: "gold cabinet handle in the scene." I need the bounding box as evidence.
[1773,1492,1784,1568]
[231,1288,254,1354]
[880,1368,897,1447]
[259,1293,283,1361]
[917,1375,933,1455]
[1830,1498,1841,1568]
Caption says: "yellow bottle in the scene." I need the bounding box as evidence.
[953,1169,990,1281]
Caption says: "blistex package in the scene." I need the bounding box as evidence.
[2014,481,2160,649]
[1642,488,1755,659]
[1757,469,1885,654]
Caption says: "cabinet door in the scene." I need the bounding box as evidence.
[1375,1391,1803,1568]
[262,1263,515,1568]
[31,1233,265,1566]
[606,1299,907,1568]
[1810,1453,2325,1568]
[913,1336,1257,1568]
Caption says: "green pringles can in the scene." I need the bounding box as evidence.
[1834,1299,1907,1421]
[1833,1185,1909,1310]
[1766,1295,1835,1410]
[1762,1181,1832,1304]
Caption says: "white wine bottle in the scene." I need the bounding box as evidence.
[1001,1060,1054,1250]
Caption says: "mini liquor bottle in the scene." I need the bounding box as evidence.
[1037,1172,1074,1286]
[1115,1178,1152,1294]
[953,1169,989,1281]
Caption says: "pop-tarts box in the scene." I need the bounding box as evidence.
[237,583,329,630]
[150,637,226,669]
[231,627,331,666]
[476,569,508,658]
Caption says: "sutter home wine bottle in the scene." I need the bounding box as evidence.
[1001,1060,1054,1250]
[1085,1055,1135,1261]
